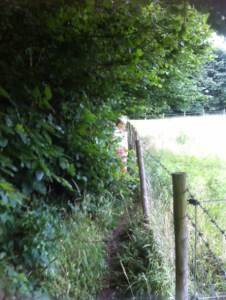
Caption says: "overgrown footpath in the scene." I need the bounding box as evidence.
[0,155,171,300]
[97,208,170,300]
[0,149,136,299]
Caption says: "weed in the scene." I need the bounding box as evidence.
[43,194,126,300]
[113,216,171,299]
[175,131,194,145]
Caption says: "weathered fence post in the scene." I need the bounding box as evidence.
[132,126,136,151]
[135,131,151,223]
[172,172,188,300]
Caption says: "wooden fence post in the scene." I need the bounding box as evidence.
[135,130,151,223]
[132,126,136,151]
[172,172,188,300]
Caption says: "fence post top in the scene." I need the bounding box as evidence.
[135,130,139,141]
[172,172,187,176]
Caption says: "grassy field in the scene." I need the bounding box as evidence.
[131,115,226,159]
[130,116,226,299]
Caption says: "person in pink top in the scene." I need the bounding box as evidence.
[114,116,128,174]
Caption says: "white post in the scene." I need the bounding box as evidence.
[184,111,186,117]
[223,109,225,115]
[203,110,205,116]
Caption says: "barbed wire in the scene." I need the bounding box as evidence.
[187,214,226,280]
[196,199,226,203]
[187,190,226,240]
[143,156,173,197]
[142,146,172,176]
[197,296,226,300]
[188,240,218,299]
[129,128,226,299]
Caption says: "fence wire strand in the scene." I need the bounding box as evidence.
[196,199,226,203]
[143,156,173,197]
[128,125,226,299]
[189,238,218,298]
[187,190,226,240]
[187,214,226,280]
[142,146,172,176]
[188,241,218,300]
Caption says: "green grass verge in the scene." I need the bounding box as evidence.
[143,138,226,298]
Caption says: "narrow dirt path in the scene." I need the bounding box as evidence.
[97,215,130,300]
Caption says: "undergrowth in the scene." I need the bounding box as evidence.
[0,196,124,300]
[112,213,172,300]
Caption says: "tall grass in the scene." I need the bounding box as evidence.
[43,194,126,300]
[143,137,226,298]
[0,194,124,300]
[112,214,173,300]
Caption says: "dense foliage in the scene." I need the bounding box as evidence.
[193,48,226,112]
[164,0,226,35]
[0,0,214,297]
[159,48,226,115]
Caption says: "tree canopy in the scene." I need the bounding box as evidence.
[163,0,226,35]
[186,48,226,113]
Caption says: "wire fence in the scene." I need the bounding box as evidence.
[128,122,226,300]
[130,109,226,120]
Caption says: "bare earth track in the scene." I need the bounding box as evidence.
[97,216,130,300]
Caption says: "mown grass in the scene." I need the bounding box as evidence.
[142,136,226,299]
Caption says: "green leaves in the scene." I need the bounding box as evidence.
[0,138,8,148]
[36,170,44,181]
[0,1,215,296]
[0,87,10,99]
[44,86,52,101]
[137,49,143,57]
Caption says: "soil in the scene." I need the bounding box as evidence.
[97,215,130,300]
